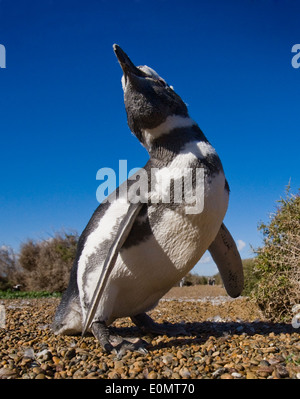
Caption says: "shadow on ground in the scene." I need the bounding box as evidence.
[109,320,298,352]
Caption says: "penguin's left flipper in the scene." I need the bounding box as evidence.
[82,202,144,337]
[208,223,244,298]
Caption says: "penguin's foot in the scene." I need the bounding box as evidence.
[91,321,148,357]
[131,313,187,336]
[91,321,114,353]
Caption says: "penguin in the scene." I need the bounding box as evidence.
[52,44,244,355]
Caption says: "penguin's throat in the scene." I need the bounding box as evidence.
[141,115,196,150]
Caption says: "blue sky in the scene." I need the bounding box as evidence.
[0,0,299,275]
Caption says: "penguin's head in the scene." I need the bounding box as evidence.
[113,44,189,147]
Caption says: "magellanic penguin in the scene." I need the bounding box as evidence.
[52,44,244,355]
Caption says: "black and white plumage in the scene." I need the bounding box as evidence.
[52,45,244,354]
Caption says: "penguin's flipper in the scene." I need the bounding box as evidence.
[208,223,244,298]
[82,202,143,336]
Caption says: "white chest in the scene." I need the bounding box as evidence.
[149,170,228,270]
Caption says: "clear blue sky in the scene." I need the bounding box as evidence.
[0,0,299,275]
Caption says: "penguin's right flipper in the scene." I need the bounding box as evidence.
[208,223,244,298]
[82,202,143,336]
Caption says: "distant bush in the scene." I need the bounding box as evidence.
[212,272,222,286]
[183,273,208,286]
[251,186,300,322]
[17,231,78,293]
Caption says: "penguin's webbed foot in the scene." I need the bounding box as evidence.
[91,321,114,353]
[132,313,187,336]
[91,321,148,358]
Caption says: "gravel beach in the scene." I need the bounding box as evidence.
[0,286,299,379]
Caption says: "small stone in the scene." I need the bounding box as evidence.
[32,367,43,374]
[246,371,257,379]
[231,372,242,378]
[179,367,191,379]
[72,371,82,379]
[108,371,120,379]
[275,365,289,378]
[9,353,20,362]
[36,349,52,360]
[114,360,124,369]
[0,367,18,379]
[20,357,31,366]
[162,354,173,365]
[257,366,273,378]
[268,357,282,365]
[55,363,65,372]
[35,373,45,379]
[221,373,233,379]
[262,347,277,353]
[65,348,76,360]
[148,371,157,379]
[99,362,108,372]
[212,315,223,322]
[52,356,60,365]
[128,370,137,378]
[212,368,226,378]
[40,363,49,371]
[259,360,270,367]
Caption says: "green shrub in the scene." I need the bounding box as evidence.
[251,186,300,322]
[241,258,258,296]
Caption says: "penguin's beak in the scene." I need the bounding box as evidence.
[113,44,144,78]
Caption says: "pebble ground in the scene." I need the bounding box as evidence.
[0,286,299,379]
